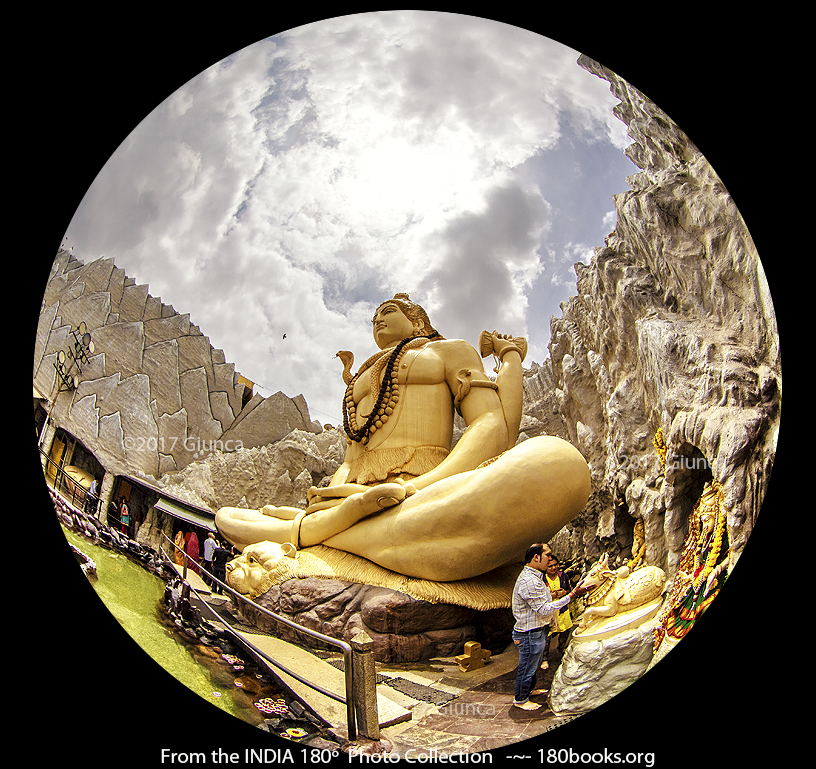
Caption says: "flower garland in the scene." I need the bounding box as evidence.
[654,479,730,651]
[627,518,646,571]
[627,540,646,571]
[653,427,668,469]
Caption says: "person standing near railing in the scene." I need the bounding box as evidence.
[185,531,200,574]
[85,478,99,516]
[174,530,186,566]
[212,543,231,594]
[120,499,130,535]
[203,533,216,586]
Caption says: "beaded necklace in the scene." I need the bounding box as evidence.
[342,334,435,444]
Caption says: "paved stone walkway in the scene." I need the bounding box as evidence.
[370,649,580,757]
[198,579,579,757]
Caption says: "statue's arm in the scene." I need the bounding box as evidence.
[477,332,525,448]
[410,340,509,491]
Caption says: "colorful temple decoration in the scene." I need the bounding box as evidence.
[654,479,730,651]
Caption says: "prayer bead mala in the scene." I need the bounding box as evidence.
[343,334,434,444]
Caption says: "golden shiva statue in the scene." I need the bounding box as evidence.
[216,294,591,583]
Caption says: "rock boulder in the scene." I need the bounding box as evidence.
[233,578,513,663]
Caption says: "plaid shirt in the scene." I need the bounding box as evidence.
[512,566,571,632]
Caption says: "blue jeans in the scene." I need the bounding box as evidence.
[513,627,547,704]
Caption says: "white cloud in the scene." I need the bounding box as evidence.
[62,11,630,425]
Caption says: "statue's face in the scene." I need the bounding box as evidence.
[225,541,296,595]
[372,302,417,349]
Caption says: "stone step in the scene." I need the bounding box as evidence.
[233,630,412,734]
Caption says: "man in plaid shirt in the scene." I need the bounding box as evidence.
[512,542,587,710]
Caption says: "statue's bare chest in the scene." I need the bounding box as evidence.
[353,347,445,405]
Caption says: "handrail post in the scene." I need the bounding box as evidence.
[350,630,379,741]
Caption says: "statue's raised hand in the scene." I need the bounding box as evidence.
[478,330,527,363]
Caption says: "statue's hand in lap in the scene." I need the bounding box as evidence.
[306,479,417,514]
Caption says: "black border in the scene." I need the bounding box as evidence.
[24,10,788,766]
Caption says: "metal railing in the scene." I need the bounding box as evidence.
[43,455,378,741]
[40,447,102,515]
[160,533,373,740]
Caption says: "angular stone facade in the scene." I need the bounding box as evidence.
[34,251,321,502]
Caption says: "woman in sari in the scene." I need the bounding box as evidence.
[174,530,186,566]
[185,531,201,574]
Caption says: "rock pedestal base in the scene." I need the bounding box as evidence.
[548,622,656,715]
[233,577,513,663]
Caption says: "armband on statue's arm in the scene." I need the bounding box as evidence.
[453,369,499,417]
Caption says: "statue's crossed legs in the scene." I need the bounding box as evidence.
[216,436,590,583]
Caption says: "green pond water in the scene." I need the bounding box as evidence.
[61,525,262,723]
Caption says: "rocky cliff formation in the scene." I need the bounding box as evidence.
[535,56,781,582]
[157,427,346,511]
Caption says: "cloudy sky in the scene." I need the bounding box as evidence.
[60,12,638,427]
